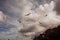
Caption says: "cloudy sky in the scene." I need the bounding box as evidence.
[0,0,35,40]
[0,0,59,40]
[0,0,22,39]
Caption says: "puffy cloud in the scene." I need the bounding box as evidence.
[19,0,60,39]
[0,11,6,22]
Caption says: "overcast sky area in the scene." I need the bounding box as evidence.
[0,0,59,40]
[0,0,23,40]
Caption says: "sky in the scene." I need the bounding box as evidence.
[0,0,60,40]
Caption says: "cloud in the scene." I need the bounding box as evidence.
[0,0,60,40]
[19,0,60,39]
[0,11,6,22]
